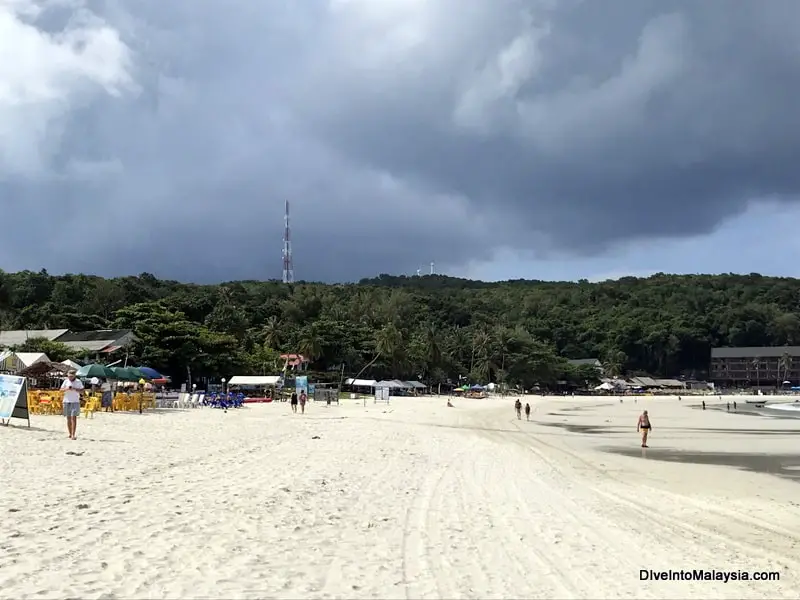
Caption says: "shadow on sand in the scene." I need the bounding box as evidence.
[604,446,800,482]
[536,420,800,436]
[535,421,618,435]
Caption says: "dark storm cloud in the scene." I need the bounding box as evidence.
[3,0,800,281]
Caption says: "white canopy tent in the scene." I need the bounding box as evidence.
[345,378,377,387]
[228,375,281,386]
[0,351,51,372]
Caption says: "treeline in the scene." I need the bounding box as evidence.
[1,269,799,387]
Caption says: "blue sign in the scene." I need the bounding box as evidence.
[295,375,308,396]
[0,374,26,419]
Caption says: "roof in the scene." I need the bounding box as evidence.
[0,329,69,347]
[55,330,133,343]
[628,376,659,387]
[345,378,377,386]
[13,352,50,367]
[61,340,118,352]
[405,380,427,388]
[711,346,800,358]
[654,378,685,387]
[18,361,70,377]
[61,359,82,370]
[568,358,602,366]
[228,375,281,386]
[375,380,404,388]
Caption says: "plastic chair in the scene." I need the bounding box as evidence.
[82,396,101,418]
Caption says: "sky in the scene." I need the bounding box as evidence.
[3,0,800,284]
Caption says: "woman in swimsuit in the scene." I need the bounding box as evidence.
[637,410,651,448]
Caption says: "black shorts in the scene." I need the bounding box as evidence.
[291,400,298,405]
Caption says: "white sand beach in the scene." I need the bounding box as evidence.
[2,395,800,599]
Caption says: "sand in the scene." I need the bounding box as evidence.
[2,394,800,599]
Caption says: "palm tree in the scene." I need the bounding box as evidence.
[423,323,442,378]
[493,326,515,376]
[348,323,403,382]
[751,357,760,388]
[470,329,491,380]
[778,352,792,387]
[471,352,492,383]
[262,316,281,350]
[603,350,627,378]
[299,326,322,366]
[376,322,403,376]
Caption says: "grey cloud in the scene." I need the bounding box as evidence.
[3,0,800,281]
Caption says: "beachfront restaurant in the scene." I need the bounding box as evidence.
[227,375,281,401]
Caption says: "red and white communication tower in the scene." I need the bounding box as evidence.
[282,200,294,284]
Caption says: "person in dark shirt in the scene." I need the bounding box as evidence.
[290,391,298,413]
[524,402,531,421]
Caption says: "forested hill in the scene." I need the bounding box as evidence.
[1,269,798,386]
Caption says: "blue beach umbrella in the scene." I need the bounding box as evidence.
[139,366,164,379]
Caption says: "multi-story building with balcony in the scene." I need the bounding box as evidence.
[710,346,800,387]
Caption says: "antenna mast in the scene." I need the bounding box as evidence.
[282,200,294,284]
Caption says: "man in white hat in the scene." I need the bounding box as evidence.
[60,370,84,440]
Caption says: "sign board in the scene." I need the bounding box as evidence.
[0,374,30,426]
[295,376,308,397]
[374,386,390,404]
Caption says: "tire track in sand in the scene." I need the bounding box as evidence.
[504,416,800,598]
[515,417,800,565]
[402,438,467,600]
[475,415,735,598]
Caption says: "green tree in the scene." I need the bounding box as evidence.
[11,337,80,363]
[261,315,282,350]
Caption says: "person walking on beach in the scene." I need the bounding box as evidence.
[101,379,113,412]
[61,370,84,440]
[524,402,531,421]
[290,391,298,413]
[637,410,652,448]
[299,390,307,414]
[514,399,522,420]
